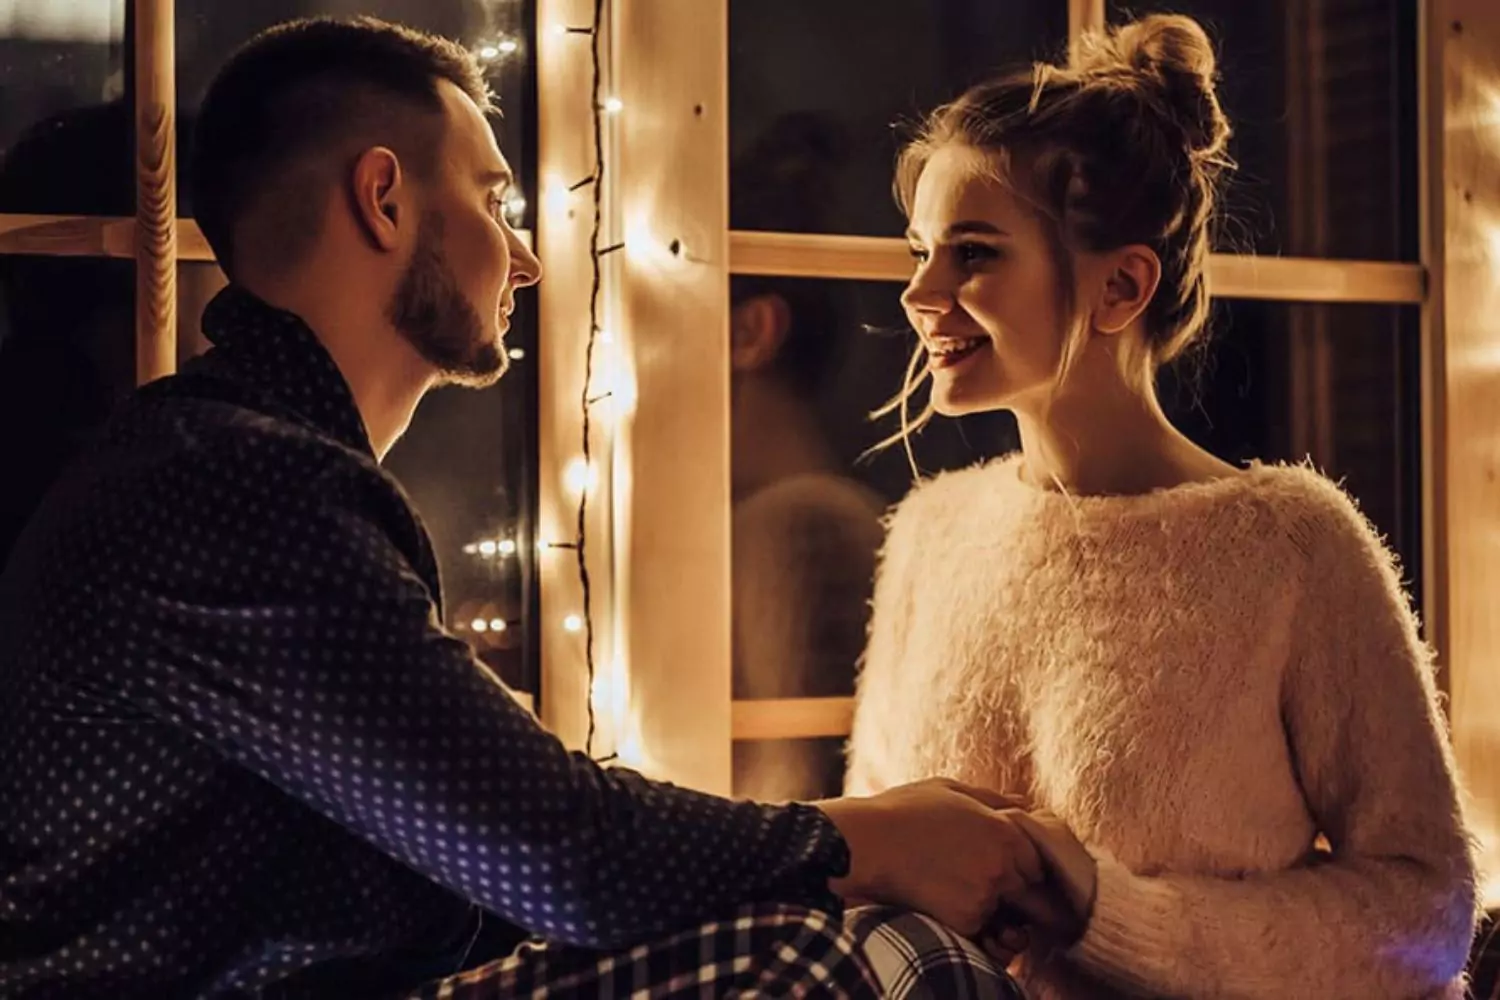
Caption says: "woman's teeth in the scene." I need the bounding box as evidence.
[928,337,986,368]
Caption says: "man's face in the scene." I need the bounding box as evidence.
[388,80,541,388]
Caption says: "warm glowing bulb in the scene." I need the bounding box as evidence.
[478,539,498,557]
[462,542,479,555]
[470,618,488,633]
[563,457,596,495]
[543,175,570,217]
[478,44,500,60]
[497,538,518,556]
[489,618,507,633]
[603,96,623,114]
[503,191,527,226]
[563,614,584,633]
[497,38,519,55]
[507,347,526,361]
[616,732,643,767]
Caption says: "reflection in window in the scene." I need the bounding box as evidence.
[0,0,130,216]
[0,254,134,564]
[730,0,1067,239]
[1106,0,1418,260]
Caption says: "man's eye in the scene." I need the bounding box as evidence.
[908,245,930,263]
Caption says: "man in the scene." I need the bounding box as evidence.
[0,18,1047,998]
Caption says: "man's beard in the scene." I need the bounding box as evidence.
[388,211,507,388]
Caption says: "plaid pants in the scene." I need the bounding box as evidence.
[409,903,1024,998]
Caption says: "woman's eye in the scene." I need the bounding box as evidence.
[955,242,999,264]
[907,245,929,263]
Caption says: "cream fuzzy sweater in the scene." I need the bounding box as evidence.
[846,456,1478,999]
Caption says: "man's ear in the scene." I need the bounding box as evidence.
[1091,245,1161,336]
[348,146,406,253]
[730,293,793,372]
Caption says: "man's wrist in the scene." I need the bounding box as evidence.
[814,797,889,903]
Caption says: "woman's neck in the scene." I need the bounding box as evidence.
[1012,364,1231,497]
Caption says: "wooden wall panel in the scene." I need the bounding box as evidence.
[1430,0,1500,901]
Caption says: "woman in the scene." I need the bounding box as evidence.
[846,13,1478,998]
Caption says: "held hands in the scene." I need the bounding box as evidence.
[981,810,1098,964]
[818,778,1046,937]
[819,781,1098,955]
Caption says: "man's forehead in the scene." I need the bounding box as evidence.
[436,78,508,169]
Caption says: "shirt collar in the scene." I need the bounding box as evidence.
[198,284,375,457]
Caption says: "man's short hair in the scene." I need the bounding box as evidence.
[189,16,489,278]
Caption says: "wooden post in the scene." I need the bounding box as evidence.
[1069,0,1107,59]
[1428,0,1500,902]
[134,0,177,385]
[611,0,732,793]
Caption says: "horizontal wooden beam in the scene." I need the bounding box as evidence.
[731,696,854,741]
[0,215,528,264]
[729,231,1427,305]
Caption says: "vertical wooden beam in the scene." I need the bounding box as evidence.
[1069,0,1107,60]
[612,0,732,794]
[1420,0,1452,688]
[1430,0,1500,902]
[134,0,177,385]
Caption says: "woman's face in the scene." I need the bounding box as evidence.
[901,144,1073,418]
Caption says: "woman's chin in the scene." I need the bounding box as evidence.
[931,384,1007,418]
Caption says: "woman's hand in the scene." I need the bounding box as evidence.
[1007,811,1098,946]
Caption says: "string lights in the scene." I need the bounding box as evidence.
[540,0,620,763]
[471,1,630,764]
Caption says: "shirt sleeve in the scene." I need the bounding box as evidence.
[1066,482,1479,999]
[99,455,851,951]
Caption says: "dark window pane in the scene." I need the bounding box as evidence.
[1170,299,1423,594]
[176,1,535,228]
[384,289,540,697]
[0,2,132,216]
[1106,0,1418,260]
[0,254,135,564]
[729,0,1067,238]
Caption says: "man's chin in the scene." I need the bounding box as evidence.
[439,343,508,389]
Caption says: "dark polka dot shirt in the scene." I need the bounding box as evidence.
[0,285,851,999]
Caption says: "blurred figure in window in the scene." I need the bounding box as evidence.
[730,113,886,801]
[0,100,135,567]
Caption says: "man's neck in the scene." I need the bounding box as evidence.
[242,277,434,461]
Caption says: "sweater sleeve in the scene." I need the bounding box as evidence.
[844,503,913,797]
[1067,480,1479,999]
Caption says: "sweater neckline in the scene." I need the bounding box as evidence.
[997,453,1267,512]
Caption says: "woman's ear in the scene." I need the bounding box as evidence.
[1092,245,1161,335]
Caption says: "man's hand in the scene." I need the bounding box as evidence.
[817,778,1045,937]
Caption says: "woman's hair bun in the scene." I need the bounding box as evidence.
[1075,13,1231,164]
